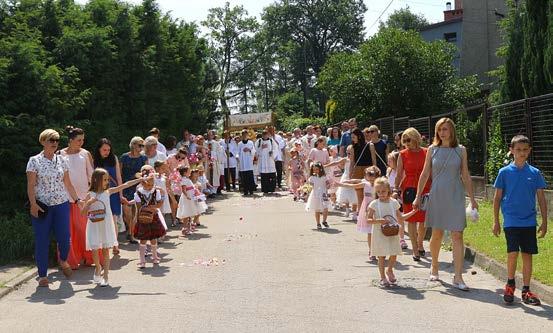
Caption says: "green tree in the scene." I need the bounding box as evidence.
[521,0,550,97]
[379,7,428,31]
[319,28,479,121]
[262,0,366,115]
[202,1,259,116]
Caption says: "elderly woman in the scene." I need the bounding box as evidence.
[394,128,430,261]
[415,118,478,290]
[144,136,167,166]
[60,126,94,269]
[26,129,81,287]
[120,136,147,244]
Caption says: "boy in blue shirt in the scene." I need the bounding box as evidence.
[493,135,548,306]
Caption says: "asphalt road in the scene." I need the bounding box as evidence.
[0,191,552,332]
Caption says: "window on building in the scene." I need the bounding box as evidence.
[444,32,457,43]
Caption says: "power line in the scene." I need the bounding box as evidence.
[367,0,395,31]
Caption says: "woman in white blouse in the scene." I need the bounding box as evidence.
[26,129,81,287]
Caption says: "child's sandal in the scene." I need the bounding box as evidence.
[316,223,322,230]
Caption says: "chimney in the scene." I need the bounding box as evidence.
[444,0,463,21]
[455,0,463,10]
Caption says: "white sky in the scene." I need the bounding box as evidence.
[75,0,447,37]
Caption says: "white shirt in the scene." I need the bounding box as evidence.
[60,149,93,199]
[255,138,278,173]
[220,139,239,168]
[156,141,167,155]
[238,140,255,171]
[146,151,167,167]
[26,152,70,206]
[272,134,286,161]
[302,134,316,151]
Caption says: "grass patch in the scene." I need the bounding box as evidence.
[464,201,553,286]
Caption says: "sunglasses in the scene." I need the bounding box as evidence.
[402,138,411,144]
[48,138,60,143]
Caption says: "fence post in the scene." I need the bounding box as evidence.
[524,98,534,164]
[482,104,489,184]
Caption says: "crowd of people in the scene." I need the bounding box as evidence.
[26,117,547,305]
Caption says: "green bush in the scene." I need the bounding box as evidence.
[278,114,327,132]
[485,110,506,183]
[0,213,34,265]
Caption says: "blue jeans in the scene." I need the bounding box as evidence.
[31,201,70,277]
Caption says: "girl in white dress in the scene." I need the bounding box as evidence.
[176,166,200,235]
[305,162,331,229]
[367,177,417,287]
[335,149,358,216]
[387,151,407,249]
[325,145,345,208]
[82,168,144,286]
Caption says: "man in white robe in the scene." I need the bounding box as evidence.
[206,130,226,194]
[221,131,239,191]
[267,126,286,190]
[255,130,279,194]
[237,129,256,196]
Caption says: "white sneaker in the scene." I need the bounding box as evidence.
[344,208,351,217]
[93,271,102,284]
[351,212,358,220]
[100,278,109,287]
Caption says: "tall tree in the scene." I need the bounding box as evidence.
[262,0,366,115]
[520,0,550,97]
[379,7,428,31]
[202,2,259,116]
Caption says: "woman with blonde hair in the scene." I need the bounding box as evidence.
[394,128,430,260]
[414,118,478,290]
[26,129,81,286]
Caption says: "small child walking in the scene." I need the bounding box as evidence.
[82,168,144,285]
[326,145,345,208]
[335,149,358,217]
[288,147,306,201]
[367,177,417,287]
[190,169,208,218]
[176,166,200,235]
[338,166,380,260]
[154,161,176,228]
[387,151,407,250]
[132,165,166,268]
[305,162,331,229]
[493,135,548,305]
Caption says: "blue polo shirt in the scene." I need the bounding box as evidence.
[494,163,547,228]
[339,131,351,148]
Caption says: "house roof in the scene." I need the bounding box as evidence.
[419,17,463,31]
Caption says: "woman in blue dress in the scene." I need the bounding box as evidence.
[93,138,123,255]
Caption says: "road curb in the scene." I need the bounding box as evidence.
[0,268,37,300]
[464,246,553,305]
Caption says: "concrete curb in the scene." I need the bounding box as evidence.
[464,246,553,305]
[0,268,37,300]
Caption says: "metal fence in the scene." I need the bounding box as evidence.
[364,93,553,187]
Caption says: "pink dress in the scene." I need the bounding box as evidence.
[357,180,374,233]
[289,158,305,194]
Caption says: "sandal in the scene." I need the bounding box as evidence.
[379,278,390,287]
[429,274,440,282]
[386,271,397,284]
[316,223,322,230]
[113,247,120,255]
[38,277,49,287]
[413,255,421,262]
[60,263,73,278]
[137,262,145,269]
[419,249,426,256]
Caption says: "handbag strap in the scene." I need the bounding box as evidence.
[353,142,373,168]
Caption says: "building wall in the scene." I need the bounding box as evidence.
[460,0,506,86]
[420,20,463,72]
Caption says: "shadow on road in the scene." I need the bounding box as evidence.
[311,228,342,234]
